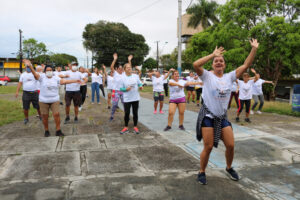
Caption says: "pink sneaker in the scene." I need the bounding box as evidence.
[159,110,164,114]
[153,110,157,114]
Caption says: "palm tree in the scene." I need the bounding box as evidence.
[186,0,220,29]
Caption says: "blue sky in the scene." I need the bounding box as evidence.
[0,0,226,66]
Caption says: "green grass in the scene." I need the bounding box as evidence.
[0,86,21,94]
[0,99,36,126]
[140,86,153,93]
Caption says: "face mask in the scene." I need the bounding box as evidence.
[72,66,78,71]
[26,67,31,72]
[46,71,53,78]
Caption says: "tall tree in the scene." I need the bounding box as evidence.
[143,58,157,71]
[186,0,219,29]
[83,21,149,67]
[23,38,47,59]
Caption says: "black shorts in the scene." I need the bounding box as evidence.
[22,91,39,110]
[65,91,81,107]
[201,117,232,128]
[153,91,164,101]
[186,86,195,91]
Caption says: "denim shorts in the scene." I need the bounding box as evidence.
[201,116,232,128]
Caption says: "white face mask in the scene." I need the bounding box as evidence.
[72,66,78,71]
[46,71,53,78]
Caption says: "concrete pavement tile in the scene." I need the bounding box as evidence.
[0,180,67,200]
[102,135,157,149]
[61,135,103,151]
[0,152,81,181]
[69,179,105,199]
[86,150,142,174]
[157,130,197,144]
[131,145,198,171]
[0,137,58,155]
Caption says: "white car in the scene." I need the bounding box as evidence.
[141,77,152,86]
[0,80,7,86]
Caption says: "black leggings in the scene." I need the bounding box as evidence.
[80,85,87,106]
[99,84,105,97]
[238,99,251,114]
[163,83,169,97]
[196,88,202,101]
[124,101,139,126]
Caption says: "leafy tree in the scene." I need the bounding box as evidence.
[23,38,47,59]
[83,21,149,67]
[187,0,219,29]
[143,58,157,71]
[34,53,77,67]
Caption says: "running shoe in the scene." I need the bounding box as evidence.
[39,116,42,121]
[179,125,185,131]
[64,116,70,124]
[192,100,195,103]
[257,110,262,114]
[24,118,29,125]
[109,117,114,122]
[226,167,240,181]
[159,110,164,114]
[153,110,157,114]
[79,106,82,111]
[197,172,207,185]
[164,126,171,131]
[197,104,200,107]
[245,118,251,123]
[60,102,63,105]
[235,117,240,122]
[250,110,254,115]
[108,106,111,109]
[56,130,65,137]
[74,117,79,123]
[133,127,140,134]
[98,102,101,105]
[45,130,50,137]
[120,128,129,135]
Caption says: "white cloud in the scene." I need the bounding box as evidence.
[0,0,226,66]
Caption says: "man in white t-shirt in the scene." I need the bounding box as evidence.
[16,65,42,124]
[61,62,87,123]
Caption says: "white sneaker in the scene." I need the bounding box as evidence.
[257,110,262,114]
[250,110,254,115]
[79,106,82,111]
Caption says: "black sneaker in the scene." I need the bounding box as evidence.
[179,125,185,131]
[108,106,111,109]
[64,116,70,124]
[56,130,65,137]
[197,104,200,107]
[24,118,29,125]
[74,117,78,123]
[192,100,195,103]
[164,126,171,131]
[109,117,113,122]
[245,118,251,123]
[45,130,50,137]
[235,117,240,122]
[60,102,63,105]
[197,172,207,185]
[226,167,240,181]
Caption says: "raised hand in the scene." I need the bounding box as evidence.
[128,55,133,61]
[170,68,175,72]
[250,39,259,49]
[213,46,225,57]
[113,53,118,60]
[102,65,106,69]
[251,68,256,74]
[23,59,32,67]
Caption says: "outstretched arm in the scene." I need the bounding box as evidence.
[110,53,118,73]
[128,55,133,66]
[164,68,175,80]
[193,46,225,76]
[236,39,259,78]
[23,59,40,80]
[60,79,81,85]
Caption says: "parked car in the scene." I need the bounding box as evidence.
[0,75,10,82]
[0,80,7,86]
[141,77,152,86]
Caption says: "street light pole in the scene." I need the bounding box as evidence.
[178,0,182,75]
[155,41,160,70]
[19,29,23,73]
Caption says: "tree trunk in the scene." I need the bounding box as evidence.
[270,61,282,100]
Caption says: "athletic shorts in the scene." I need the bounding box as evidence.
[39,101,60,115]
[186,86,195,91]
[169,97,186,104]
[201,117,232,128]
[22,91,39,110]
[65,91,81,107]
[153,91,164,101]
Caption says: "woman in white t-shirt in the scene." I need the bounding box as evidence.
[193,39,259,185]
[24,59,81,137]
[236,73,254,123]
[147,69,174,114]
[119,63,143,135]
[250,68,274,114]
[90,68,103,104]
[163,71,201,132]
